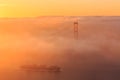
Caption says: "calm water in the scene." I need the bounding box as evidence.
[0,67,120,80]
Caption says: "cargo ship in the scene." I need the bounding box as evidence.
[21,65,61,72]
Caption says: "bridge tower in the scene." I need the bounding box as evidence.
[74,21,79,40]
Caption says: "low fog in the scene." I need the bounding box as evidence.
[0,17,120,73]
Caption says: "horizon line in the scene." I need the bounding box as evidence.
[0,16,120,19]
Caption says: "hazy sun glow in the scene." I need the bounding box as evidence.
[0,0,120,17]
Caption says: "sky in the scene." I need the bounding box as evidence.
[0,0,120,17]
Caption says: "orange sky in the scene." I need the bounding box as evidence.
[0,0,120,17]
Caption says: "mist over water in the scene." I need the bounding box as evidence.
[0,16,120,80]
